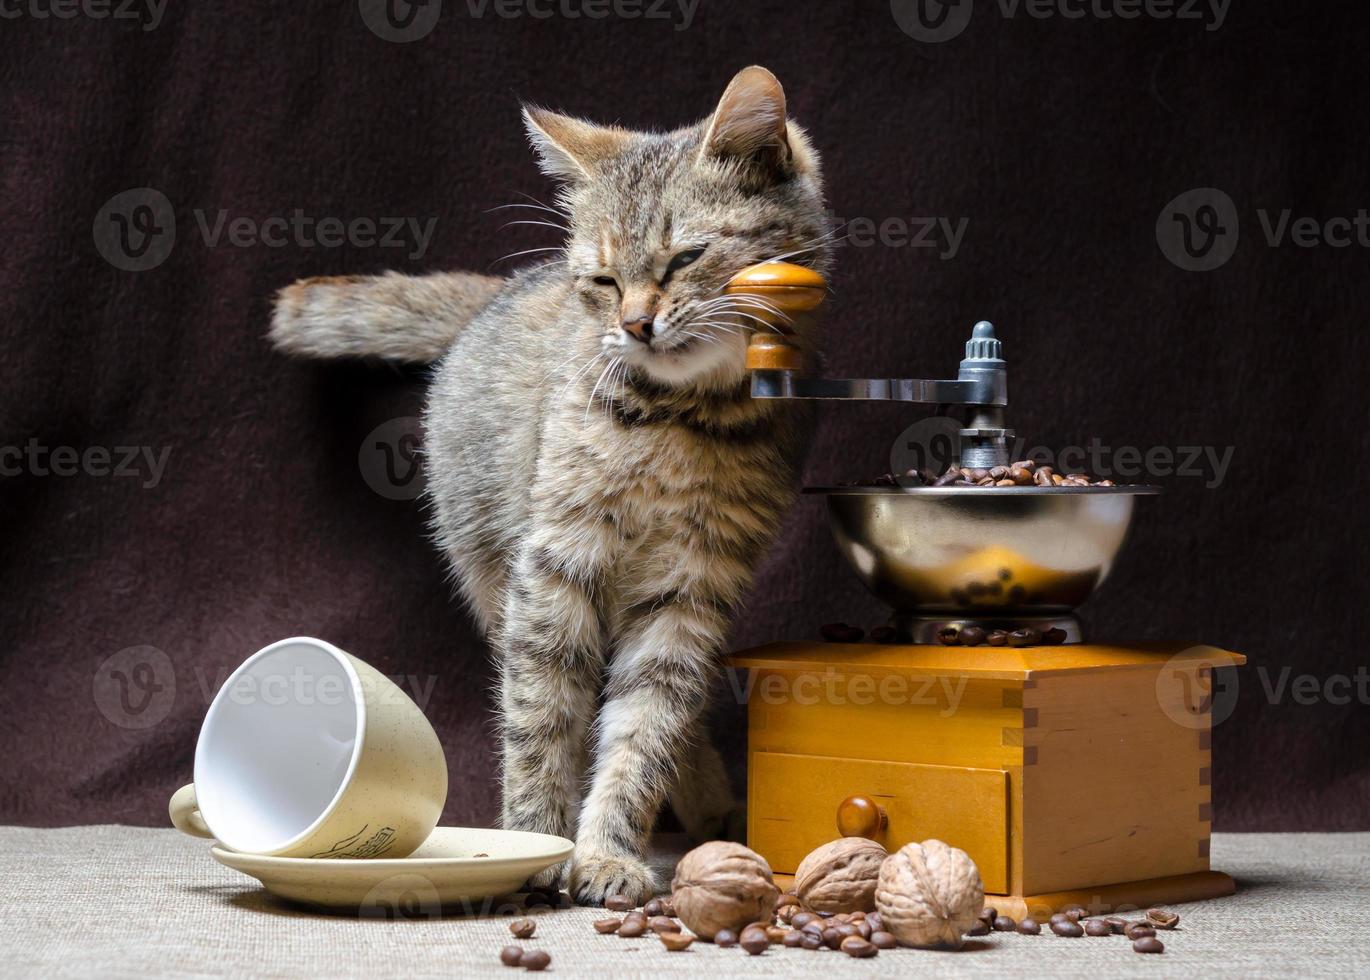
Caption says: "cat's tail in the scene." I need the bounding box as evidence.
[270,270,506,362]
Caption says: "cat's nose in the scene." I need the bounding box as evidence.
[621,316,654,343]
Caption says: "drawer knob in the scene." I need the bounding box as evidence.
[836,795,888,839]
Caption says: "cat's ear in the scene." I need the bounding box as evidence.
[699,66,800,179]
[522,106,629,183]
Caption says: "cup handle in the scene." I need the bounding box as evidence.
[169,784,214,839]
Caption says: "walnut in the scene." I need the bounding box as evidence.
[874,839,984,949]
[670,841,780,940]
[793,837,888,913]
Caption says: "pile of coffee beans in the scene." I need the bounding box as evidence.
[971,904,1178,955]
[588,891,890,959]
[937,624,1067,647]
[841,460,1117,489]
[499,946,550,971]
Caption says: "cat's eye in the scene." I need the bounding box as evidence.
[662,247,707,283]
[592,275,619,289]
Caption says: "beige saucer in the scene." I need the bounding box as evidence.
[211,827,573,911]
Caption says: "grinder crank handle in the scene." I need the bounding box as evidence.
[723,262,828,372]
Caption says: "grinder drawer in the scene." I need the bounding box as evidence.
[749,751,1009,893]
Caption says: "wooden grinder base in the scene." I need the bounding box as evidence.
[727,642,1246,916]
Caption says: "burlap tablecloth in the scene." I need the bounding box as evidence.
[2,827,1365,978]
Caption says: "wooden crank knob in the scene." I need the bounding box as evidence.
[836,795,888,839]
[725,261,827,372]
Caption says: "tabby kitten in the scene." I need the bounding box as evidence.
[271,66,831,905]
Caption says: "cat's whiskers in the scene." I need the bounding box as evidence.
[490,246,567,267]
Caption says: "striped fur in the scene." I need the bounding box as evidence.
[271,67,831,905]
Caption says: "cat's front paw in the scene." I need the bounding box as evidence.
[568,851,656,907]
[523,857,570,895]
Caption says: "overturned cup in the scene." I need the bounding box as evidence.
[169,637,447,858]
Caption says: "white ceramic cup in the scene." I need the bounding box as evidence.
[169,637,447,859]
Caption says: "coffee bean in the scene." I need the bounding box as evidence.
[1051,473,1065,485]
[841,936,879,958]
[967,919,991,936]
[660,896,676,917]
[642,898,663,917]
[1062,905,1085,921]
[1034,469,1053,487]
[987,630,1008,646]
[959,626,986,647]
[868,625,897,643]
[713,929,737,947]
[822,926,845,950]
[800,921,825,938]
[765,925,788,943]
[500,946,524,967]
[820,622,864,643]
[659,932,694,951]
[651,916,681,934]
[1009,627,1043,647]
[989,466,1010,480]
[1042,626,1067,645]
[521,950,551,971]
[968,468,989,482]
[993,916,1016,932]
[1146,907,1180,929]
[800,932,824,950]
[740,931,769,955]
[938,627,961,646]
[1133,936,1165,954]
[1017,918,1041,935]
[791,911,817,930]
[933,469,962,487]
[1104,916,1127,934]
[1085,919,1112,937]
[1011,467,1034,485]
[871,930,898,949]
[1125,923,1156,941]
[604,893,635,912]
[1050,920,1084,937]
[816,911,836,919]
[1097,479,1116,487]
[592,918,620,934]
[776,903,799,924]
[618,918,646,938]
[849,911,866,921]
[782,929,804,948]
[855,920,873,939]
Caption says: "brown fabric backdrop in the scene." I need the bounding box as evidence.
[1,0,1366,830]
